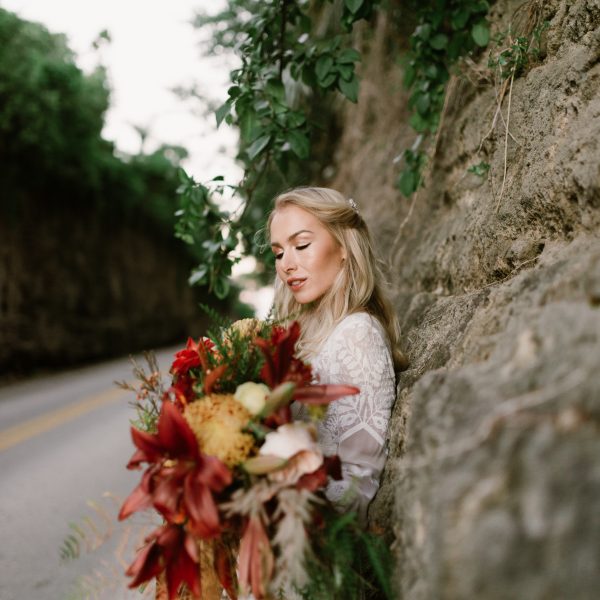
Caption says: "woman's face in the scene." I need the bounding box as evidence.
[270,204,346,304]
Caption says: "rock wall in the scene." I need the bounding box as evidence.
[329,1,600,597]
[0,202,209,378]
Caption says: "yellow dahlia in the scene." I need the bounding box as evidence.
[183,394,256,468]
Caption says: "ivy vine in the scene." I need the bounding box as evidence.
[177,0,493,299]
[398,0,491,196]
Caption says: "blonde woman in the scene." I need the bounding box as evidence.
[266,186,407,524]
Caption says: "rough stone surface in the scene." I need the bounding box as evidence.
[330,1,600,597]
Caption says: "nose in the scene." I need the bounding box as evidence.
[280,252,296,273]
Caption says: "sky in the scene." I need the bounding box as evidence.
[1,0,274,317]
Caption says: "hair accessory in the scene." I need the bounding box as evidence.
[348,197,359,214]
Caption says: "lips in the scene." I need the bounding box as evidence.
[287,277,307,289]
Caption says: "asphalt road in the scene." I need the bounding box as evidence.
[0,347,181,600]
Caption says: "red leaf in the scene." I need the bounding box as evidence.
[254,337,276,388]
[184,473,221,539]
[125,534,163,588]
[130,427,164,463]
[203,364,228,395]
[156,401,199,461]
[293,384,360,404]
[126,448,150,470]
[296,464,328,492]
[152,470,186,523]
[214,541,238,600]
[238,516,274,599]
[165,543,200,600]
[196,455,233,490]
[119,469,154,520]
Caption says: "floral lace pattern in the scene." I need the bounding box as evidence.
[293,312,396,522]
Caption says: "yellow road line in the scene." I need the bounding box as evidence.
[0,387,128,452]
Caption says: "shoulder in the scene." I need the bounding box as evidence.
[327,311,390,352]
[318,311,395,389]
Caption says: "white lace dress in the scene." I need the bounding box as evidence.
[293,311,396,523]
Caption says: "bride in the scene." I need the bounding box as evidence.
[266,186,407,524]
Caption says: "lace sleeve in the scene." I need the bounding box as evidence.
[314,314,396,523]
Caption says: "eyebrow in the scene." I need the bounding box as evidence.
[270,229,314,248]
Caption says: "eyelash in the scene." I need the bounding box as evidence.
[275,244,310,260]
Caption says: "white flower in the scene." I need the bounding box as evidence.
[234,381,270,415]
[259,423,320,460]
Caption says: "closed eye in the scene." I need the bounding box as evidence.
[274,243,310,260]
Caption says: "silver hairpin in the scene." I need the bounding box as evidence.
[348,197,359,214]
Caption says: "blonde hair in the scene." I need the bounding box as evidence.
[263,186,408,375]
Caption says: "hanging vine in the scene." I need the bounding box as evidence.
[177,0,492,298]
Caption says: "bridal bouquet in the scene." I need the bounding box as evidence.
[117,316,372,600]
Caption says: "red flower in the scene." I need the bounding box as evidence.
[171,336,215,377]
[119,401,232,539]
[254,321,360,427]
[165,373,195,409]
[254,321,312,388]
[125,522,201,600]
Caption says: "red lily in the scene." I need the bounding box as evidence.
[125,522,201,600]
[254,321,361,426]
[119,401,232,539]
[253,322,312,388]
[171,336,215,377]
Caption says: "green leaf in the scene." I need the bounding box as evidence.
[430,33,449,50]
[472,22,490,47]
[451,10,470,30]
[319,73,337,88]
[398,169,417,197]
[188,265,208,286]
[239,110,260,142]
[227,85,241,98]
[344,0,364,15]
[316,54,334,82]
[338,64,354,81]
[409,112,429,132]
[213,277,230,299]
[215,101,231,128]
[288,129,310,159]
[338,48,361,64]
[403,64,416,88]
[246,134,270,160]
[415,93,431,115]
[338,74,359,103]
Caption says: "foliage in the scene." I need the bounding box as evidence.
[467,160,490,177]
[178,0,497,297]
[179,0,380,298]
[398,0,491,196]
[115,352,165,433]
[487,19,549,80]
[299,509,394,600]
[0,8,190,242]
[0,9,109,192]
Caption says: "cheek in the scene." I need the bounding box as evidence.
[275,262,285,280]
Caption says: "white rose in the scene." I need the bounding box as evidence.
[234,381,270,415]
[259,423,320,460]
